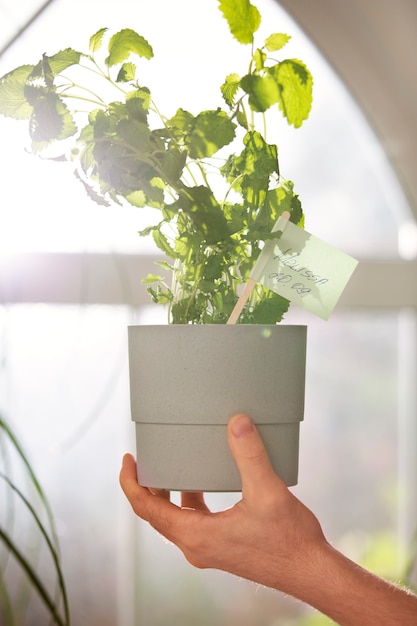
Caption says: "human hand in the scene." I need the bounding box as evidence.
[119,413,328,596]
[120,413,417,625]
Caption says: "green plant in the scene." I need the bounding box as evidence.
[0,0,312,324]
[0,416,70,625]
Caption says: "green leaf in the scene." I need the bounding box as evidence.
[90,28,108,52]
[251,291,290,324]
[126,190,146,207]
[26,87,77,147]
[0,65,34,119]
[158,145,187,183]
[116,118,151,150]
[155,260,173,271]
[30,49,82,83]
[264,33,291,52]
[147,285,173,305]
[236,103,248,129]
[0,416,70,624]
[117,62,136,82]
[240,73,280,112]
[126,87,151,121]
[290,188,304,225]
[218,0,261,44]
[203,255,223,280]
[252,48,266,72]
[270,59,313,127]
[220,73,241,107]
[106,29,153,66]
[0,527,67,626]
[188,108,236,158]
[167,108,194,134]
[177,185,231,244]
[43,48,82,74]
[226,130,278,182]
[141,273,164,284]
[153,230,176,258]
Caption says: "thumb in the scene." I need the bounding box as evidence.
[227,414,286,502]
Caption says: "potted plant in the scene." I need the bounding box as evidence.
[0,0,313,491]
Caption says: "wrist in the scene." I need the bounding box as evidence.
[292,542,417,626]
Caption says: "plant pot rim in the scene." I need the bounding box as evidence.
[128,323,307,426]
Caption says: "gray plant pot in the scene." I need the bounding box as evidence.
[128,324,307,492]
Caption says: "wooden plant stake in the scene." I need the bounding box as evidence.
[227,211,291,325]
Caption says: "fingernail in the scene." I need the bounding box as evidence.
[231,414,253,438]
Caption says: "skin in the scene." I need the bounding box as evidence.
[120,413,417,626]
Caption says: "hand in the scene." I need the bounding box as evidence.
[119,413,327,595]
[120,413,417,626]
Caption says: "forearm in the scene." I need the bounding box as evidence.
[291,542,417,626]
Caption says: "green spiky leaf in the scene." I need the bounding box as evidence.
[220,73,241,106]
[240,73,280,112]
[218,0,261,44]
[106,29,153,66]
[117,62,136,82]
[0,65,34,119]
[264,33,291,51]
[90,28,108,52]
[187,109,236,158]
[271,59,313,127]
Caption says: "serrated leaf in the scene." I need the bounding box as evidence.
[30,49,82,81]
[264,33,291,52]
[26,88,77,146]
[90,28,108,52]
[117,62,136,82]
[218,0,261,44]
[167,107,194,134]
[188,108,236,158]
[126,88,151,123]
[220,73,241,107]
[117,118,151,150]
[153,229,176,258]
[271,59,313,127]
[157,145,186,182]
[251,291,289,324]
[0,65,34,119]
[240,73,280,112]
[106,29,153,67]
[232,131,278,181]
[44,48,82,74]
[177,185,231,244]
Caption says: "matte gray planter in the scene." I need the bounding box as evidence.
[128,324,307,492]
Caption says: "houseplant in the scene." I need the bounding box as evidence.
[0,0,313,490]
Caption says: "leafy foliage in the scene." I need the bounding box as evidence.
[0,0,313,324]
[0,416,70,625]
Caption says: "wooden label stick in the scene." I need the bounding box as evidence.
[226,211,291,325]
